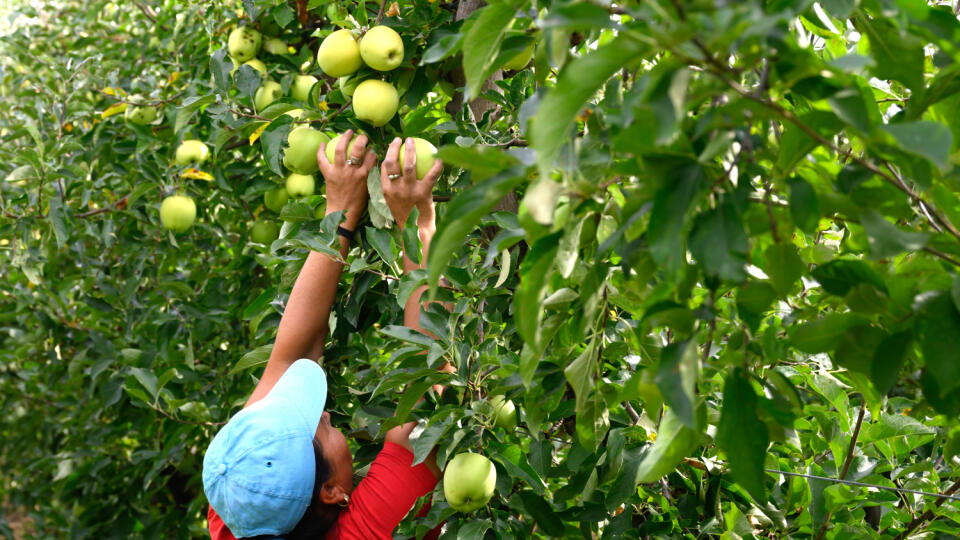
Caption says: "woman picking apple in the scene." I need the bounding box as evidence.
[202,131,455,539]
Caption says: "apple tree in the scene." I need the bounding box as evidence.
[5,0,960,538]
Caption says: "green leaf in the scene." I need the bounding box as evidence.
[455,519,492,539]
[234,64,262,101]
[538,2,616,29]
[128,367,158,402]
[689,202,749,282]
[916,292,960,396]
[433,145,520,182]
[811,259,887,296]
[655,340,699,430]
[860,209,929,259]
[421,31,463,65]
[530,33,647,174]
[871,332,912,395]
[517,231,562,351]
[516,492,564,536]
[462,3,515,100]
[788,313,861,353]
[647,162,704,275]
[402,207,421,265]
[260,115,294,176]
[788,177,820,233]
[736,281,778,331]
[833,324,885,374]
[365,226,396,271]
[634,408,701,484]
[231,344,273,374]
[409,414,456,466]
[716,367,769,502]
[776,111,843,173]
[210,49,233,91]
[379,325,434,348]
[564,340,596,414]
[765,242,805,297]
[879,121,953,169]
[427,168,525,296]
[856,17,925,93]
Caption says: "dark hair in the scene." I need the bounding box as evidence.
[241,439,335,540]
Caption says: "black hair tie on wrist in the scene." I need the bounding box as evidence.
[337,226,355,241]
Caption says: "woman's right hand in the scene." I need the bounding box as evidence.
[380,137,443,230]
[317,129,376,230]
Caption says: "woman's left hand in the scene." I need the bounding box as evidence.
[318,129,376,229]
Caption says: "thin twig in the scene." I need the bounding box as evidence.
[132,1,158,23]
[75,195,130,218]
[374,0,388,24]
[892,477,960,540]
[766,470,960,503]
[317,100,351,130]
[813,405,866,540]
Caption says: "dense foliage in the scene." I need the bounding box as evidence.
[5,0,960,538]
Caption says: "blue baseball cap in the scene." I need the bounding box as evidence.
[202,359,328,537]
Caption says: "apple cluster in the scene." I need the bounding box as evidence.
[316,25,405,127]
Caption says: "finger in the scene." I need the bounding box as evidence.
[351,133,369,161]
[317,141,333,178]
[422,158,444,188]
[335,129,354,166]
[402,137,417,179]
[382,137,402,175]
[362,150,376,175]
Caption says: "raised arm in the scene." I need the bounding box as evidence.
[378,137,452,476]
[246,130,375,407]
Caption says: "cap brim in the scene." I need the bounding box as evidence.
[266,359,327,434]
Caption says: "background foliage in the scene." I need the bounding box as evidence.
[5,0,960,538]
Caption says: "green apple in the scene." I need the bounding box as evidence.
[359,25,404,71]
[124,96,157,125]
[443,453,497,513]
[285,108,304,120]
[254,80,283,112]
[314,201,326,219]
[174,140,210,166]
[489,395,517,431]
[228,26,261,62]
[339,76,359,98]
[502,42,534,71]
[263,37,287,55]
[243,58,268,76]
[283,127,329,175]
[398,138,438,179]
[285,173,315,198]
[264,187,289,213]
[160,195,196,232]
[316,29,362,78]
[324,133,359,166]
[250,220,279,244]
[352,79,398,127]
[291,74,318,103]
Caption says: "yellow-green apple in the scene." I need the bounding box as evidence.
[339,76,359,98]
[254,80,283,112]
[228,26,261,62]
[264,187,289,213]
[398,138,438,179]
[243,58,267,76]
[502,42,534,70]
[352,80,398,127]
[284,108,304,120]
[263,37,287,55]
[489,395,517,431]
[174,140,210,166]
[324,133,359,165]
[359,25,404,71]
[124,96,157,125]
[250,220,279,244]
[160,195,196,232]
[316,29,362,77]
[285,173,315,198]
[283,126,329,175]
[291,74,318,102]
[443,453,497,513]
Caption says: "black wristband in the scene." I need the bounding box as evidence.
[337,226,355,241]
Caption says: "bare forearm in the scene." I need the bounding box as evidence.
[399,207,436,333]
